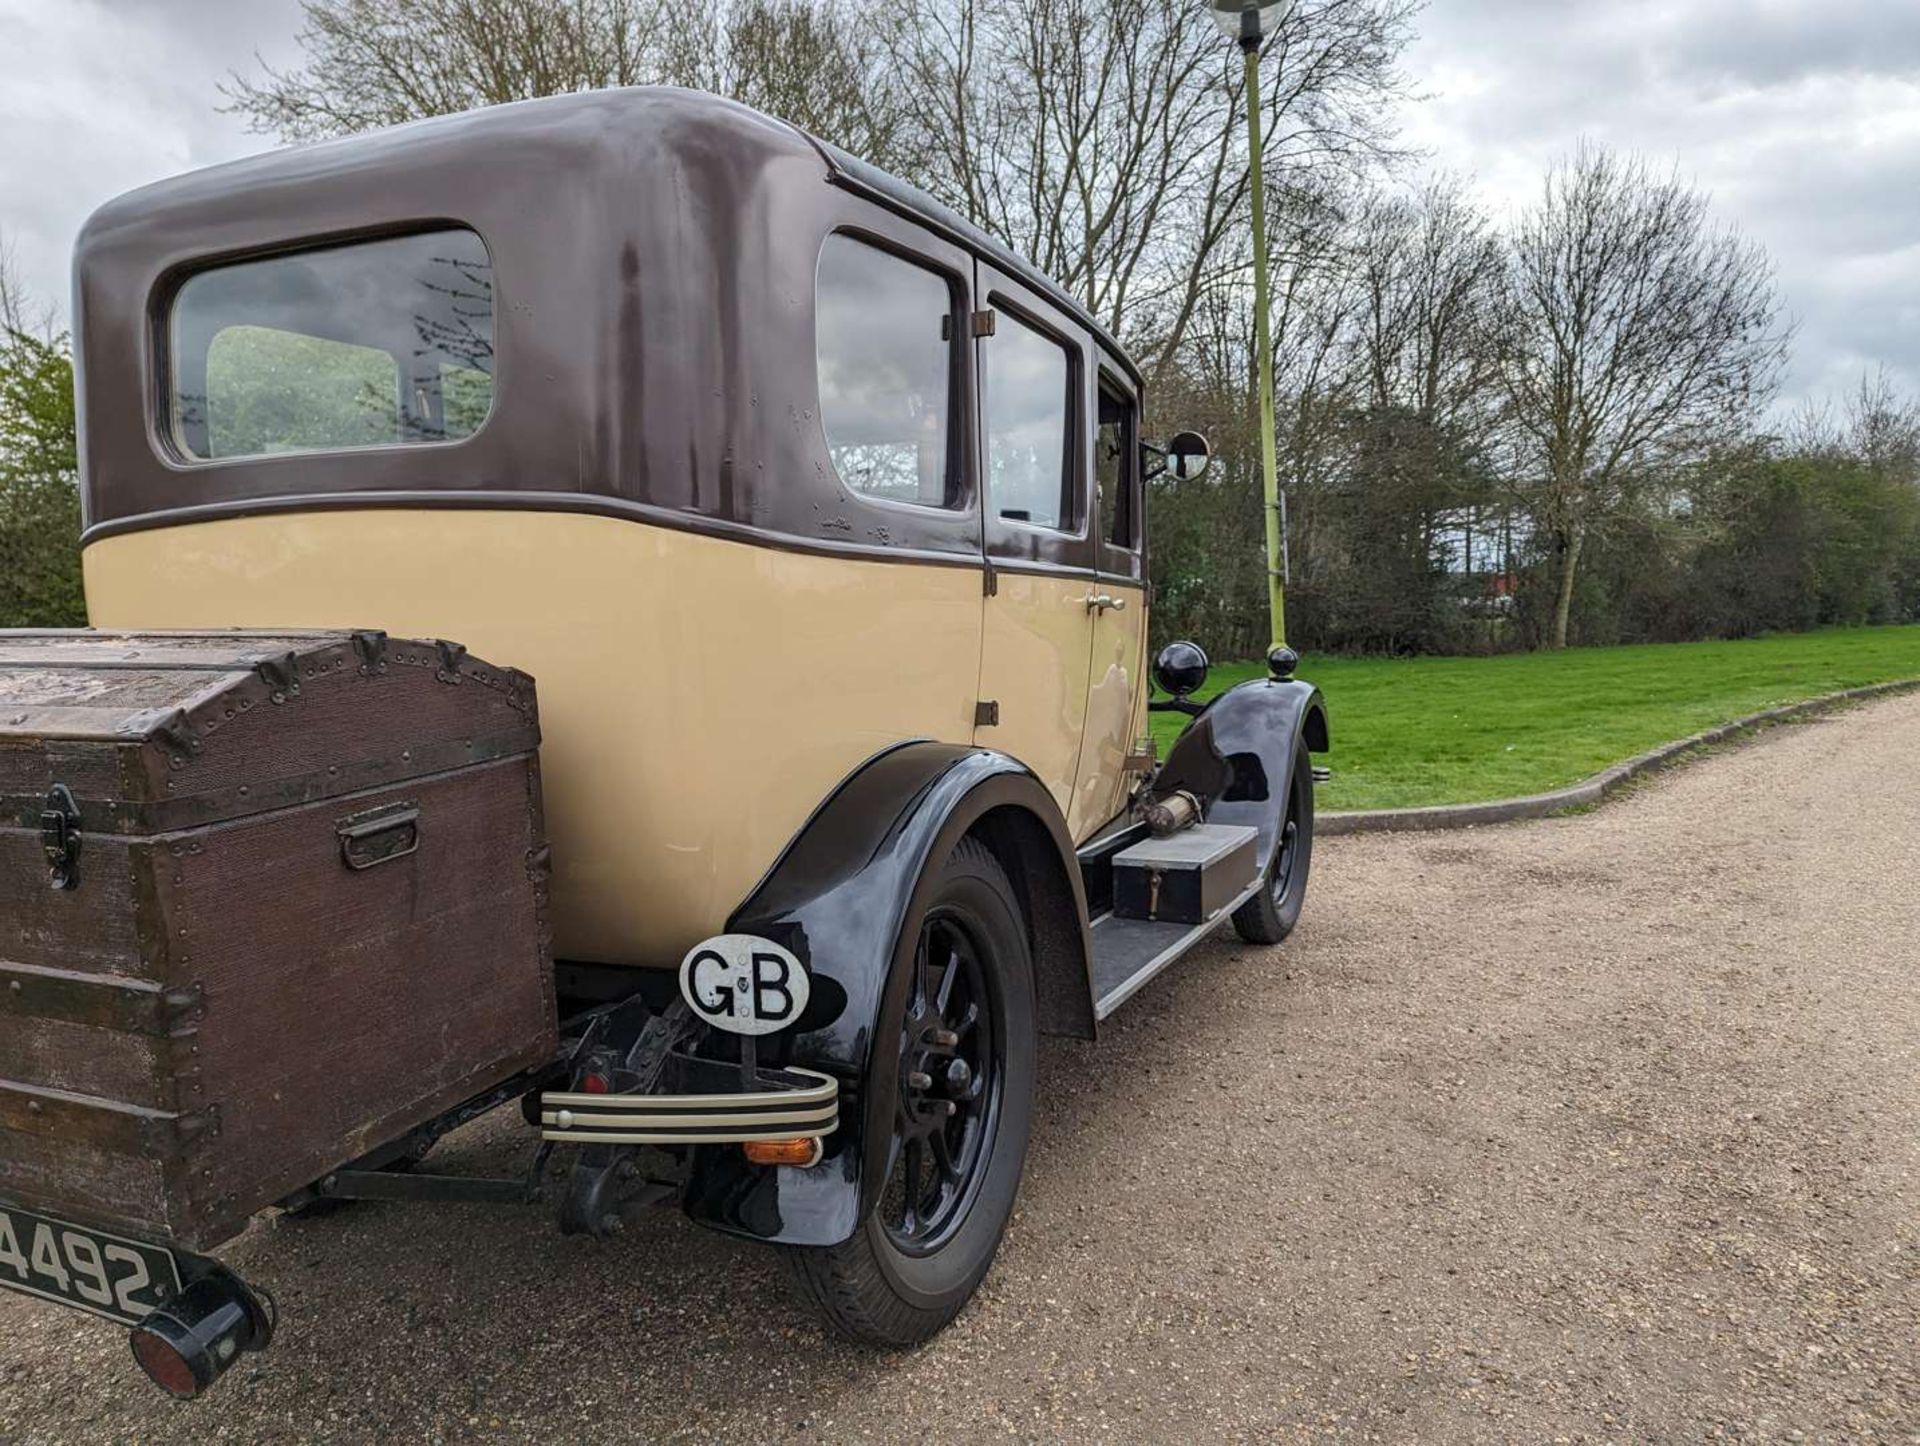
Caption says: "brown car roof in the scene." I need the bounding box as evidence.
[74,86,1142,578]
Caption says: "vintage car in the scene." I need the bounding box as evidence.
[1,86,1325,1395]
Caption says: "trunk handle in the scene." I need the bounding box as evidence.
[336,802,420,871]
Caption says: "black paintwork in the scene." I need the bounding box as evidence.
[1151,640,1211,700]
[680,742,1089,1248]
[1111,828,1258,925]
[130,1261,274,1399]
[1154,676,1329,889]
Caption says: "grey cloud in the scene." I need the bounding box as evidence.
[1404,0,1920,407]
[0,0,303,316]
[1656,0,1920,88]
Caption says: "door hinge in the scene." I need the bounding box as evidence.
[974,700,1000,728]
[970,309,997,337]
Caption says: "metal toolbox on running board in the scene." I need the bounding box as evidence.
[0,630,556,1251]
[1111,823,1260,925]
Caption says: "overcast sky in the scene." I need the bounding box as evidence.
[3,0,1917,412]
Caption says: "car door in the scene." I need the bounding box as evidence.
[1070,364,1151,839]
[971,263,1097,825]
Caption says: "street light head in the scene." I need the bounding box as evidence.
[1207,0,1292,47]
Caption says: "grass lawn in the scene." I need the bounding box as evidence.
[1147,625,1920,812]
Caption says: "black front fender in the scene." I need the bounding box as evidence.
[1155,676,1328,880]
[680,742,1089,1247]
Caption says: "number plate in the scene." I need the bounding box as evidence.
[0,1201,182,1325]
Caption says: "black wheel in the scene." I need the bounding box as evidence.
[783,837,1036,1347]
[1231,746,1315,945]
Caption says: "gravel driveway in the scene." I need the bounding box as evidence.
[3,695,1916,1444]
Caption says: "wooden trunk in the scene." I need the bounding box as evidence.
[0,630,555,1251]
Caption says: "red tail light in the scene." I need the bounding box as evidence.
[130,1329,200,1399]
[128,1272,274,1400]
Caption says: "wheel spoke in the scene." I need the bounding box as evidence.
[929,1125,958,1181]
[933,930,963,1013]
[882,1136,909,1232]
[901,1137,925,1234]
[911,929,933,1010]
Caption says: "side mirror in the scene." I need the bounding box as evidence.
[1143,430,1212,482]
[1166,430,1211,481]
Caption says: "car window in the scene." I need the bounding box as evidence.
[816,234,959,509]
[170,227,494,461]
[984,313,1072,531]
[1096,377,1139,550]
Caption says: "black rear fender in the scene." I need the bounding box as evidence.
[681,742,1090,1247]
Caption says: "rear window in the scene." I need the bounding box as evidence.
[169,228,494,461]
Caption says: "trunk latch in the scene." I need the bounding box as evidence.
[41,784,80,891]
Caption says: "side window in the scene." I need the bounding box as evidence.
[1096,377,1139,550]
[815,234,959,509]
[983,312,1072,531]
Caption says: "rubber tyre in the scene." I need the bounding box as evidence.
[782,837,1036,1347]
[1231,746,1315,945]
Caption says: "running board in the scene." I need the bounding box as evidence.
[1087,875,1265,1019]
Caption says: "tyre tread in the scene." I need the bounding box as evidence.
[1232,751,1314,945]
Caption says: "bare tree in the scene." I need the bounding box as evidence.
[226,0,1418,379]
[223,0,902,159]
[1492,144,1789,648]
[224,0,677,139]
[887,0,1416,381]
[1351,177,1502,428]
[695,1,910,168]
[1842,367,1920,484]
[0,238,24,339]
[0,232,58,343]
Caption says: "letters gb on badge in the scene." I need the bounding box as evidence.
[678,935,810,1035]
